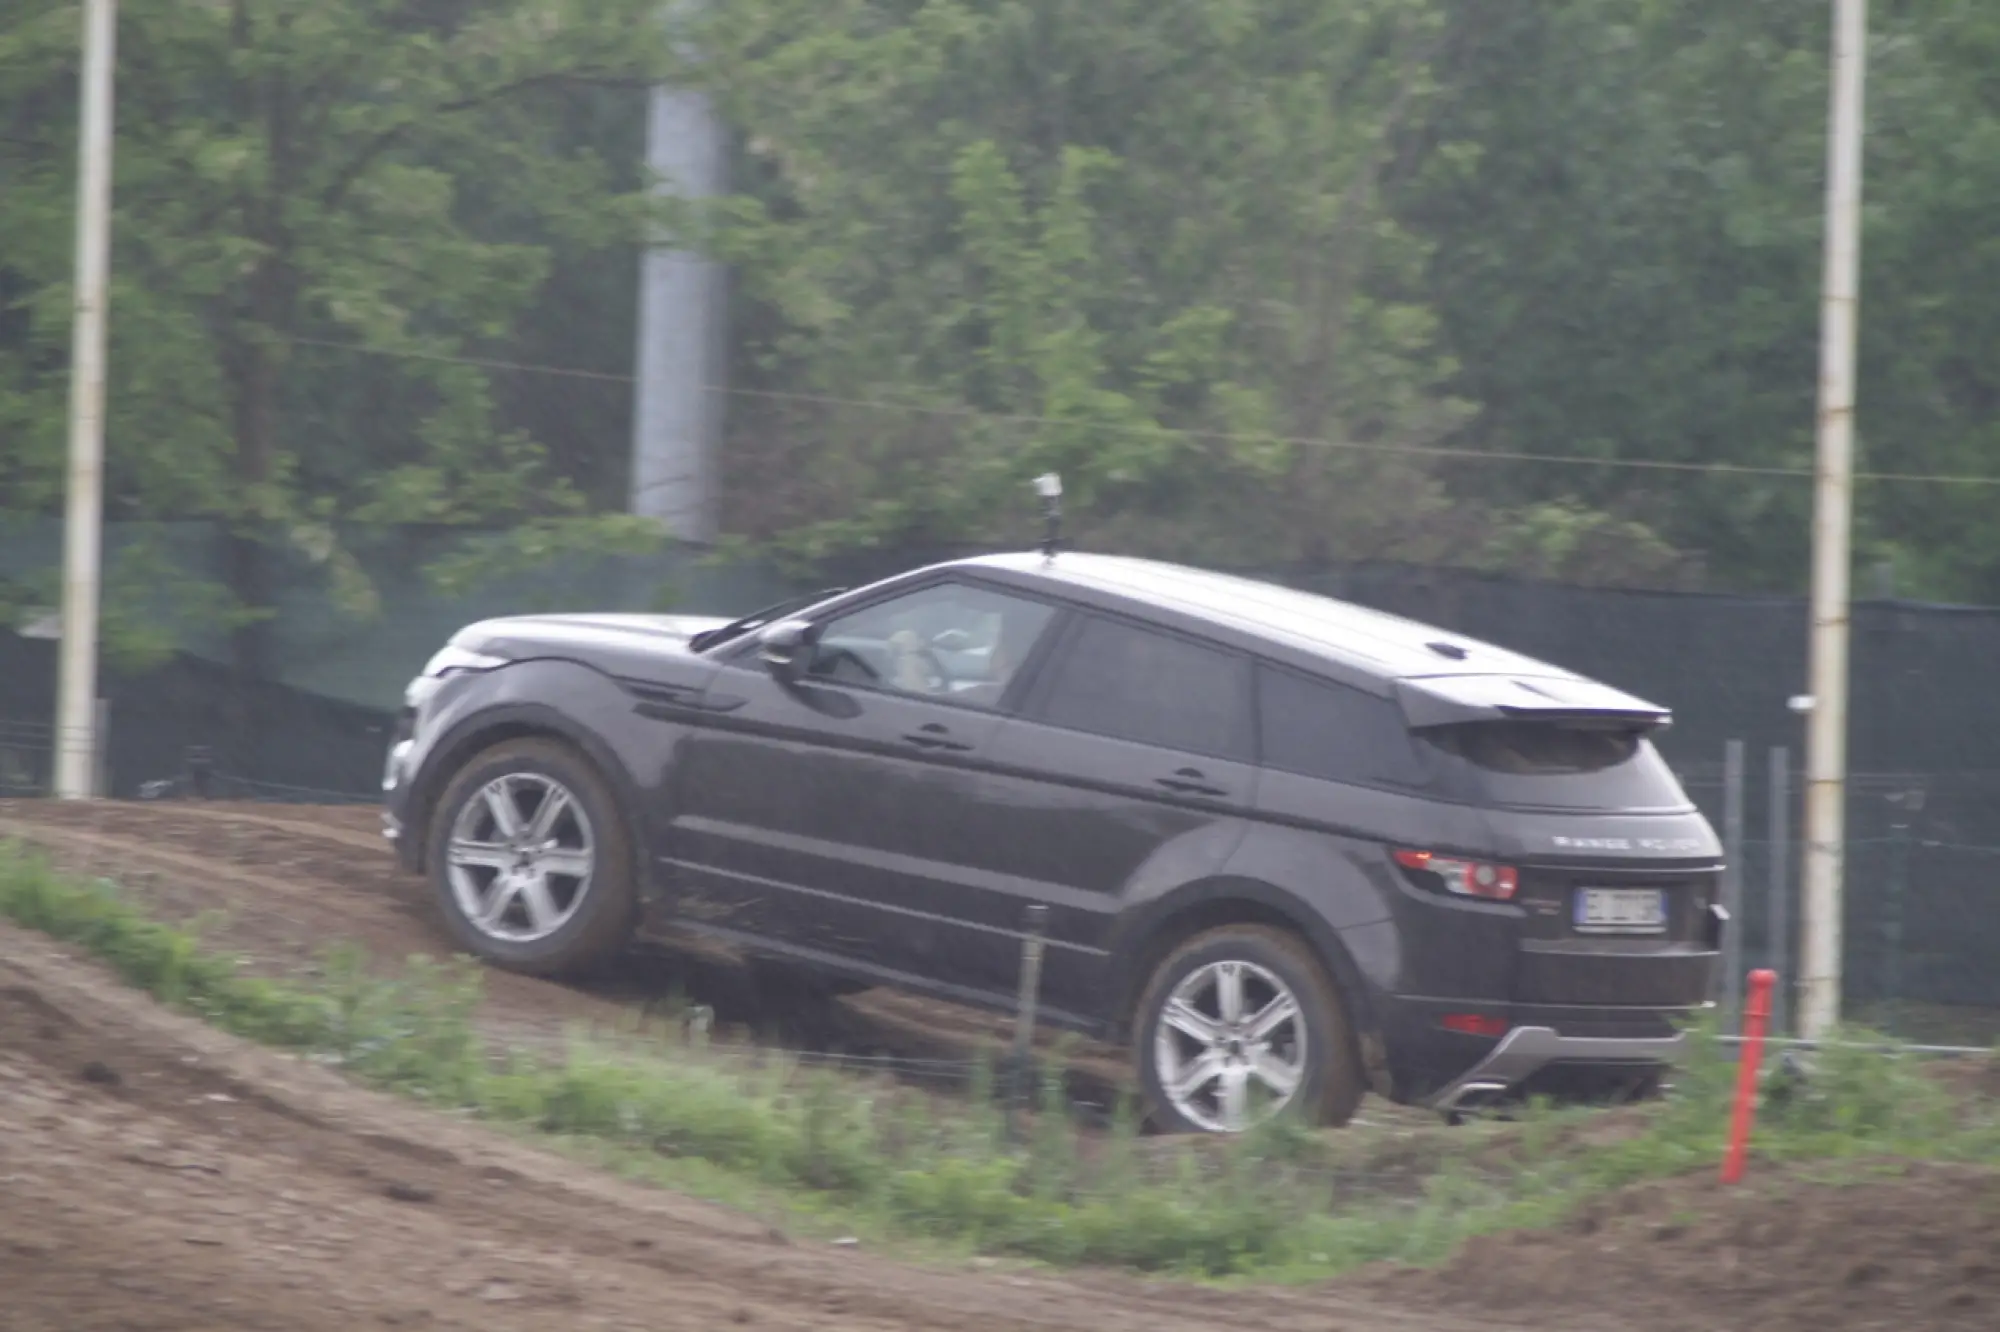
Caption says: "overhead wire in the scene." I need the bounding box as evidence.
[289,336,2000,489]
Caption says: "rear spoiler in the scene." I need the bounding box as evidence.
[1394,673,1672,731]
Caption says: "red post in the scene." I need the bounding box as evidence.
[1721,968,1777,1184]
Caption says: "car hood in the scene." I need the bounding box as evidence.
[455,611,737,657]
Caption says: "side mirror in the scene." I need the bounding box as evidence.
[755,618,816,681]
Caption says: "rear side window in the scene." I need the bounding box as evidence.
[1029,616,1253,759]
[1257,666,1429,789]
[1419,721,1688,811]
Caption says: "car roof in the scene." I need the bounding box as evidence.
[950,551,1584,684]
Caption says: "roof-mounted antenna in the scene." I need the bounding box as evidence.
[1033,473,1063,560]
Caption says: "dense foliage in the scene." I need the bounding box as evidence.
[0,0,674,666]
[5,0,2000,645]
[1415,0,2000,598]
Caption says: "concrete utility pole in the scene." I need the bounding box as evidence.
[54,0,118,800]
[1800,0,1869,1039]
[630,64,728,544]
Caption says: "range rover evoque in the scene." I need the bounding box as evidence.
[382,551,1726,1133]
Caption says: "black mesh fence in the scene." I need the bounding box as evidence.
[0,629,393,801]
[1,551,1997,1033]
[1311,568,2000,1041]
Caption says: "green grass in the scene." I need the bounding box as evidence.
[3,840,1995,1280]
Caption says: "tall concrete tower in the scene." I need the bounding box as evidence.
[630,77,728,543]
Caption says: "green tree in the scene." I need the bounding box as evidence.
[695,0,1508,571]
[19,0,1997,633]
[1412,0,2000,598]
[0,0,674,686]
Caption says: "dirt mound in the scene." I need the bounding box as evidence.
[1361,1160,1999,1332]
[0,921,1517,1332]
[5,798,1991,1331]
[0,799,1147,1104]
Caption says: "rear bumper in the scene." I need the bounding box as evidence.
[1366,892,1724,1108]
[1427,1024,1688,1113]
[1375,992,1696,1102]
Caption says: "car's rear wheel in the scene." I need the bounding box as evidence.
[426,737,638,978]
[1133,924,1364,1134]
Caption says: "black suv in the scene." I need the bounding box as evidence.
[383,552,1724,1132]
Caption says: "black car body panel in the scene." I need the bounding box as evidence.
[384,553,1724,1113]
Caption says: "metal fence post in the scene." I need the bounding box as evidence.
[1883,784,1923,1035]
[1767,746,1792,1037]
[92,697,110,797]
[1720,740,1746,1031]
[1009,903,1051,1136]
[185,745,213,799]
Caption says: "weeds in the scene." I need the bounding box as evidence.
[2,840,1994,1279]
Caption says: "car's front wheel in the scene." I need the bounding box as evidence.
[426,737,638,978]
[1133,924,1364,1134]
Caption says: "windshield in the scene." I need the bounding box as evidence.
[1417,720,1688,812]
[687,587,846,654]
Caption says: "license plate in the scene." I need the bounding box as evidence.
[1573,887,1668,934]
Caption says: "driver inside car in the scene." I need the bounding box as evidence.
[886,627,944,693]
[867,595,1033,703]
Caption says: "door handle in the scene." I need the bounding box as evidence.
[902,723,973,753]
[1156,767,1228,797]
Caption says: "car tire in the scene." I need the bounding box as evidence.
[1132,924,1364,1134]
[425,736,638,979]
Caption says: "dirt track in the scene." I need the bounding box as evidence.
[3,798,1996,1331]
[0,799,1143,1095]
[1360,1158,1998,1332]
[1,922,1505,1332]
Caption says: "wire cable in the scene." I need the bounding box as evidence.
[290,336,2000,489]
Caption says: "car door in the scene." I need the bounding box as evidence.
[965,613,1261,1016]
[663,578,1063,994]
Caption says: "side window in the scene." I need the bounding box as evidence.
[1029,616,1252,758]
[806,581,1056,707]
[1257,665,1429,789]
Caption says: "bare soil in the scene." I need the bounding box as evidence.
[0,798,1427,1125]
[1,922,1502,1332]
[3,798,1996,1332]
[0,799,1123,1072]
[1359,1158,1999,1332]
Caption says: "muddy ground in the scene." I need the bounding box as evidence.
[0,799,1443,1126]
[0,922,1501,1332]
[0,800,1150,1107]
[2,798,1995,1331]
[1361,1157,1998,1332]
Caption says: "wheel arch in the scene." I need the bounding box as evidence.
[1110,878,1389,1096]
[407,703,651,889]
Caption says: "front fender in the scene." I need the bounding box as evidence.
[402,659,693,898]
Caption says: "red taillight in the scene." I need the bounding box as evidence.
[1441,1013,1510,1038]
[1393,848,1520,902]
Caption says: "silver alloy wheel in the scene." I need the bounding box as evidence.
[444,773,596,944]
[1153,958,1308,1132]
